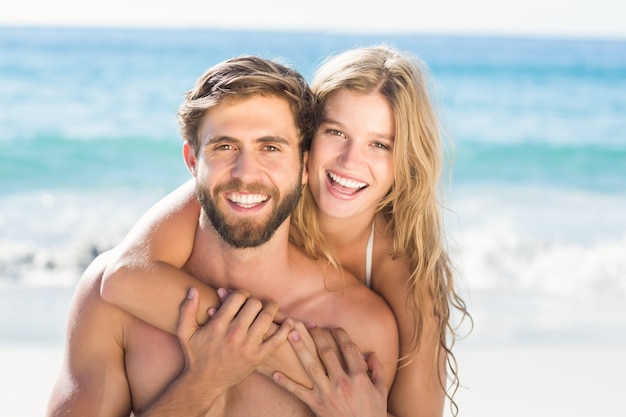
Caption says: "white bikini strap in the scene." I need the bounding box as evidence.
[365,221,375,288]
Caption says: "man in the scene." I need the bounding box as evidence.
[47,56,398,416]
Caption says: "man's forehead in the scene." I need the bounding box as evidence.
[199,95,300,146]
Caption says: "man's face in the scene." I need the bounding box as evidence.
[185,95,306,248]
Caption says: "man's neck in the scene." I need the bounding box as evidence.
[191,211,294,297]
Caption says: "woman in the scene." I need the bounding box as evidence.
[101,45,470,417]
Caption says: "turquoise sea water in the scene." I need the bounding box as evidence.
[1,27,625,345]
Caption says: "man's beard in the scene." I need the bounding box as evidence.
[196,175,302,248]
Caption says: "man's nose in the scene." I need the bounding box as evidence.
[232,150,261,181]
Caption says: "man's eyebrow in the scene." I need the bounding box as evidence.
[205,135,238,145]
[203,135,293,148]
[256,136,291,146]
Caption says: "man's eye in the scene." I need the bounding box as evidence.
[263,145,279,152]
[215,144,235,151]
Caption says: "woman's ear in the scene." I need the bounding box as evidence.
[183,142,197,176]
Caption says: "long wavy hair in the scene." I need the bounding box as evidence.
[290,45,471,415]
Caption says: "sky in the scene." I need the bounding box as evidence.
[1,0,625,39]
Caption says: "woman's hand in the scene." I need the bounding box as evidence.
[257,320,318,389]
[272,324,388,417]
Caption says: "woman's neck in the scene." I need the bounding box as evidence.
[318,210,377,250]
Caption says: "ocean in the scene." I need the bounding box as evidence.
[1,26,625,349]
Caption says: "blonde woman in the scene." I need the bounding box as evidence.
[101,45,470,417]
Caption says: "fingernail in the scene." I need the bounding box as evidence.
[289,330,300,342]
[217,288,227,299]
[208,307,216,317]
[187,287,196,299]
[306,322,317,329]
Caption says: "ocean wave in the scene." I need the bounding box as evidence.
[0,189,166,286]
[452,142,626,191]
[1,184,624,346]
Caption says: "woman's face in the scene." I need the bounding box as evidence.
[308,88,395,221]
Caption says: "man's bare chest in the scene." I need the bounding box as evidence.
[123,319,185,413]
[122,318,314,416]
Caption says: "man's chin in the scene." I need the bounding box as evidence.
[212,218,275,248]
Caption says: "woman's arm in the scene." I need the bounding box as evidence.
[100,178,315,387]
[101,179,216,331]
[374,258,446,417]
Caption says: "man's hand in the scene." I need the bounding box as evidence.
[139,287,294,416]
[272,325,388,417]
[177,287,294,391]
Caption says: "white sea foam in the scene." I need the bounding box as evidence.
[0,188,166,286]
[2,184,625,346]
[446,185,626,346]
[449,186,626,295]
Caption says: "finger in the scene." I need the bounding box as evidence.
[272,329,322,403]
[259,318,293,356]
[273,308,289,324]
[295,322,318,357]
[247,300,280,340]
[210,288,250,325]
[177,287,200,342]
[309,326,346,378]
[272,368,315,405]
[230,297,266,334]
[331,327,367,373]
[289,329,330,384]
[366,352,388,395]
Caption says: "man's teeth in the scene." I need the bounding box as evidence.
[328,172,367,189]
[228,193,268,206]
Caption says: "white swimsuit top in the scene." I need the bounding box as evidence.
[365,222,375,288]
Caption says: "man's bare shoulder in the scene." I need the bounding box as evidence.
[243,243,399,389]
[63,250,135,369]
[71,251,127,322]
[48,250,133,416]
[321,265,400,387]
[327,267,397,334]
[288,242,396,327]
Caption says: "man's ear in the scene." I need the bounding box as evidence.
[301,151,309,185]
[183,142,197,176]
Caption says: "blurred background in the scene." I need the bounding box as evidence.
[1,1,625,416]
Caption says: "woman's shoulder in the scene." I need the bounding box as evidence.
[370,219,413,314]
[371,215,411,289]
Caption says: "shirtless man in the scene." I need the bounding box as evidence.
[47,56,398,416]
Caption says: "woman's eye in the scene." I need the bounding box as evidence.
[327,129,346,138]
[373,142,391,150]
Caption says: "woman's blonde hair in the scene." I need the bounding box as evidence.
[291,45,471,415]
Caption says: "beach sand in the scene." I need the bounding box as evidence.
[451,345,625,417]
[1,343,624,417]
[0,344,64,417]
